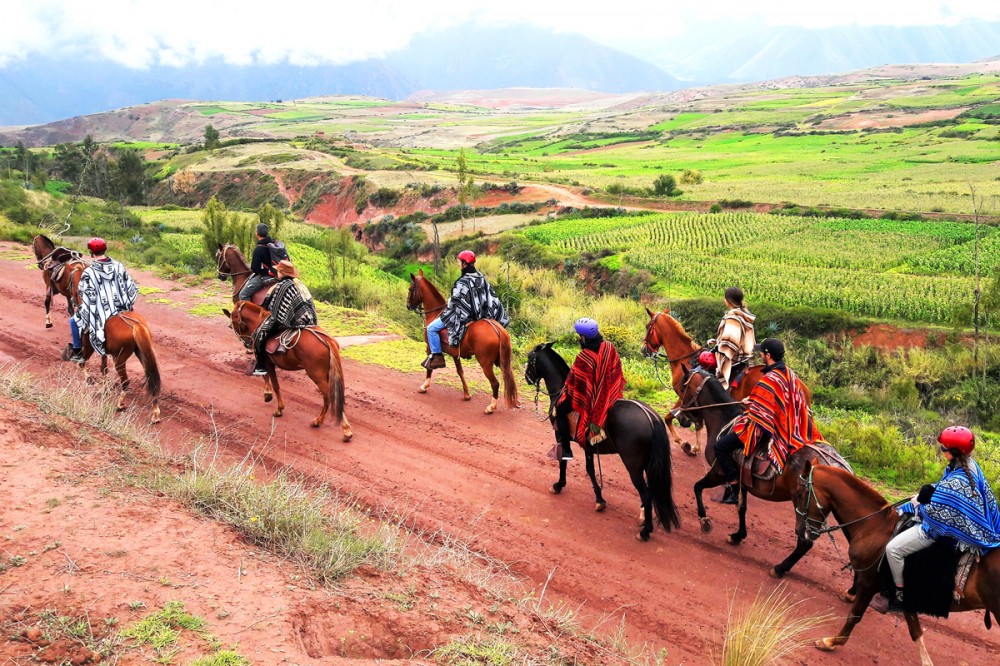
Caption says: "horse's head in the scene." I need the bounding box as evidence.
[641,307,663,358]
[672,364,704,429]
[32,234,56,264]
[216,243,235,282]
[524,342,552,387]
[223,303,258,349]
[792,460,828,542]
[406,270,425,311]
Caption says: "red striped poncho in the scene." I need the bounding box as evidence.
[559,341,626,445]
[734,363,821,471]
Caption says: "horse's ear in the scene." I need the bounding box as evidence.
[681,363,690,379]
[217,243,224,251]
[645,306,655,318]
[222,308,231,318]
[802,460,813,478]
[409,272,416,281]
[544,341,554,349]
[664,307,671,314]
[418,268,424,277]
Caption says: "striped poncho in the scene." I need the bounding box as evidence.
[439,269,509,347]
[901,459,1000,554]
[733,363,821,471]
[73,257,138,356]
[559,339,625,445]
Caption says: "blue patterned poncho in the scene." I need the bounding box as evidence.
[901,459,1000,554]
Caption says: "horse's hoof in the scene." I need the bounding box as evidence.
[841,591,856,604]
[595,502,607,512]
[681,442,699,457]
[273,410,283,418]
[700,517,713,534]
[45,323,53,329]
[463,395,472,401]
[311,420,322,428]
[263,393,273,403]
[417,386,428,394]
[342,433,353,442]
[484,405,495,414]
[636,530,650,542]
[769,567,785,579]
[815,638,838,652]
[726,534,744,546]
[550,485,563,495]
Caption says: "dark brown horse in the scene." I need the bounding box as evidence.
[32,234,87,328]
[641,308,811,453]
[225,302,352,440]
[793,461,1000,664]
[676,367,850,577]
[406,269,518,414]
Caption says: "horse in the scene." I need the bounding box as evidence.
[215,243,277,402]
[525,342,680,541]
[641,308,811,453]
[793,461,1000,664]
[675,366,850,577]
[32,234,87,329]
[224,302,353,441]
[406,269,518,415]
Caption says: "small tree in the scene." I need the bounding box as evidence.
[204,124,221,151]
[680,168,703,185]
[653,174,681,197]
[257,202,285,238]
[456,148,474,232]
[201,196,253,257]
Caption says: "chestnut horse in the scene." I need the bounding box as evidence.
[215,243,277,401]
[224,302,352,441]
[641,308,811,453]
[676,367,851,577]
[406,269,517,414]
[32,234,87,328]
[793,461,1000,664]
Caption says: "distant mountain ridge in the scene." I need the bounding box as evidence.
[0,24,680,126]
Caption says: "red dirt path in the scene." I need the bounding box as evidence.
[0,245,995,664]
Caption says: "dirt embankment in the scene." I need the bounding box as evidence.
[0,246,997,665]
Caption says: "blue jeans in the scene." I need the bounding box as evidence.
[69,317,82,349]
[238,274,266,301]
[426,317,446,354]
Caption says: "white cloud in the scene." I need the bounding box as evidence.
[2,0,999,68]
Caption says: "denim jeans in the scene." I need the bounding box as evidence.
[69,317,82,349]
[238,274,266,301]
[426,317,446,354]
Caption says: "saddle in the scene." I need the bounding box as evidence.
[248,281,276,307]
[263,328,304,355]
[738,449,778,484]
[729,360,749,390]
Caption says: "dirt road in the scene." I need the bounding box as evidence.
[0,245,995,665]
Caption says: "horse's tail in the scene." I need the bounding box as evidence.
[646,409,681,532]
[325,334,345,425]
[132,320,161,399]
[498,329,519,409]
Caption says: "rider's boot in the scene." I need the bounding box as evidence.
[68,347,84,363]
[721,481,740,505]
[559,438,574,461]
[251,348,268,376]
[423,353,446,370]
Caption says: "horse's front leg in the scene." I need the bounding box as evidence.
[44,288,54,328]
[693,471,720,534]
[727,486,749,545]
[266,363,284,418]
[453,356,471,401]
[585,450,607,512]
[771,536,814,579]
[815,575,882,652]
[261,373,273,403]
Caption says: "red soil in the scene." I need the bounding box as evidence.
[0,245,996,664]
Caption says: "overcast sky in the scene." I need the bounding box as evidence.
[3,0,1000,69]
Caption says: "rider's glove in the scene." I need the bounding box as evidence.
[916,484,936,504]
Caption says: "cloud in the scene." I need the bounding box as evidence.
[2,0,999,69]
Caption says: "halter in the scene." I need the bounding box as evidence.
[229,300,256,350]
[217,244,252,280]
[406,276,445,317]
[526,349,565,422]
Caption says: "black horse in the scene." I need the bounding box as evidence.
[676,366,852,577]
[525,342,680,541]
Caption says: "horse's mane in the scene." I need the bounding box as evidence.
[419,275,445,302]
[658,312,697,349]
[538,344,571,375]
[701,374,743,420]
[815,464,886,507]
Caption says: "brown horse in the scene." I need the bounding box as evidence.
[676,367,851,577]
[224,302,352,440]
[32,234,87,328]
[641,308,811,453]
[793,461,1000,664]
[406,269,518,414]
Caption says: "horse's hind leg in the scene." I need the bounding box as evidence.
[303,359,331,427]
[478,355,500,414]
[114,354,130,411]
[727,487,749,545]
[627,469,654,542]
[262,375,273,403]
[340,412,353,442]
[585,451,607,512]
[454,356,471,401]
[44,286,54,328]
[266,364,284,418]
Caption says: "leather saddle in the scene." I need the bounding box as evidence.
[264,329,303,355]
[729,360,750,390]
[737,448,778,484]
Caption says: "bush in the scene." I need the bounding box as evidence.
[652,174,681,197]
[679,169,703,185]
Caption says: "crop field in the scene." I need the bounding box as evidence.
[521,211,994,323]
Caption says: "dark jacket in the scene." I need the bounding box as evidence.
[250,236,276,278]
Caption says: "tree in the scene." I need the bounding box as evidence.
[653,174,682,197]
[111,149,147,205]
[201,196,253,257]
[680,169,703,185]
[257,202,285,238]
[456,148,474,232]
[204,124,221,151]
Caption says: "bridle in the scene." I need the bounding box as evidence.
[526,349,564,421]
[642,313,701,388]
[217,244,252,281]
[406,276,445,317]
[229,300,255,350]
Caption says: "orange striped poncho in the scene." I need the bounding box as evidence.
[559,340,625,445]
[733,363,821,471]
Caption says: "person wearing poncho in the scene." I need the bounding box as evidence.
[69,237,138,361]
[250,259,317,376]
[709,286,756,390]
[713,337,821,504]
[553,317,625,461]
[873,426,1000,613]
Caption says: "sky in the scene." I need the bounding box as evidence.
[3,0,1000,70]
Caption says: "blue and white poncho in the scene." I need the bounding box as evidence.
[439,269,509,347]
[73,257,138,356]
[901,459,1000,554]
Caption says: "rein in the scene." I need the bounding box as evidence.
[217,245,252,279]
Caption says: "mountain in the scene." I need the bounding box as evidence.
[630,18,1000,83]
[0,24,680,126]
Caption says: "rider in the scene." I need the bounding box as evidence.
[238,223,281,301]
[707,286,756,391]
[712,338,820,504]
[67,237,138,363]
[872,426,1000,614]
[422,250,509,370]
[250,259,317,376]
[553,318,626,461]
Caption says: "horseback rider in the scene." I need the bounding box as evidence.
[238,223,283,301]
[712,338,820,504]
[67,237,138,363]
[707,286,756,391]
[250,259,317,376]
[553,318,626,461]
[872,426,1000,614]
[422,250,509,370]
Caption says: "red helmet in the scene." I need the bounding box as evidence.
[698,350,717,369]
[457,250,476,263]
[87,237,107,254]
[938,426,974,455]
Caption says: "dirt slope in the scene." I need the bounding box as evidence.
[0,244,996,665]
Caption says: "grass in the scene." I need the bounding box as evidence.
[718,585,831,666]
[122,600,207,664]
[3,608,125,663]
